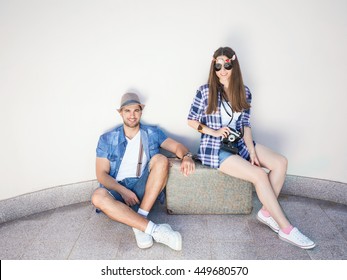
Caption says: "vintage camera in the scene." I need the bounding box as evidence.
[220,127,243,154]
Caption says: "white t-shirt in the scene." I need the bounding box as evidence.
[116,131,148,181]
[221,101,241,129]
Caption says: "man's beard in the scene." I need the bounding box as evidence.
[124,119,140,128]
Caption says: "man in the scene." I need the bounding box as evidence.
[92,92,195,251]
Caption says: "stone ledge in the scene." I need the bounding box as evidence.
[0,180,99,224]
[282,175,347,205]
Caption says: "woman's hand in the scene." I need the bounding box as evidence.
[249,149,260,166]
[213,127,231,138]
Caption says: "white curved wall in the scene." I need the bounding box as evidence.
[1,0,346,200]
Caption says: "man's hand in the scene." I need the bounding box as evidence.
[121,188,140,207]
[160,138,196,176]
[180,157,195,176]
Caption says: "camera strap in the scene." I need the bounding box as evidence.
[221,95,234,126]
[221,95,244,137]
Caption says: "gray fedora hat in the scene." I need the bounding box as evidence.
[117,92,145,111]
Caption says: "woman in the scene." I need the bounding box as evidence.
[187,46,315,249]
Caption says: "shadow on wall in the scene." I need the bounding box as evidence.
[96,122,199,156]
[252,127,289,154]
[157,123,291,158]
[160,128,200,155]
[99,121,288,160]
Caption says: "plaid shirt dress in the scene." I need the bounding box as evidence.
[187,84,253,168]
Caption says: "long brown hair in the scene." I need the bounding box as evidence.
[206,47,250,114]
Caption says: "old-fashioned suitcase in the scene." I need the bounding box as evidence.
[166,159,253,214]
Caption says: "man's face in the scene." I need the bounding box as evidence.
[119,104,142,128]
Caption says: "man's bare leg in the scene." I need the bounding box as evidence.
[139,154,169,212]
[92,188,149,231]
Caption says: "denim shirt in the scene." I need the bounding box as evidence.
[96,124,168,182]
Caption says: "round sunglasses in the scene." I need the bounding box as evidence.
[214,62,233,71]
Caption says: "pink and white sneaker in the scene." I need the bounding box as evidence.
[257,210,280,233]
[278,227,316,249]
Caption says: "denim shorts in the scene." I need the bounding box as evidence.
[99,164,165,212]
[219,141,256,164]
[219,149,235,165]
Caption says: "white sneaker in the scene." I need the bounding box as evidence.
[151,224,182,251]
[257,210,280,233]
[278,227,316,249]
[132,228,153,249]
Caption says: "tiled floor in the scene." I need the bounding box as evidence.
[0,194,346,260]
